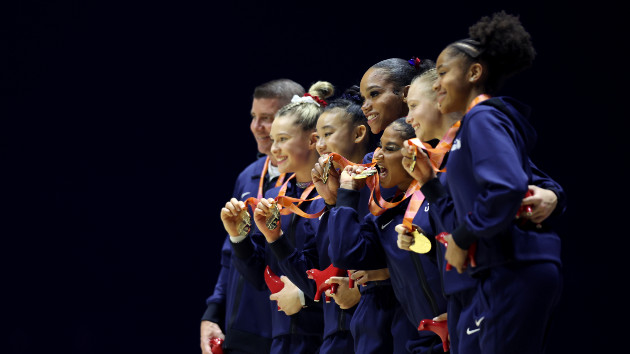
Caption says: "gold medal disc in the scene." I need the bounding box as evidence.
[322,155,333,184]
[237,210,252,237]
[266,203,281,230]
[353,168,377,180]
[409,149,417,172]
[409,229,432,254]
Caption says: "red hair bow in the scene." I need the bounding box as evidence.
[409,57,421,69]
[304,93,328,107]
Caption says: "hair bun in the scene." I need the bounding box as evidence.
[308,81,335,100]
[340,85,363,105]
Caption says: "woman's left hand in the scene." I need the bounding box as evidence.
[520,185,558,224]
[443,234,469,274]
[324,277,361,309]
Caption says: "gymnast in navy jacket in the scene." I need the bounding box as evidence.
[203,156,278,353]
[201,79,304,354]
[265,93,368,353]
[328,118,447,354]
[404,12,563,354]
[220,82,335,354]
[398,68,565,354]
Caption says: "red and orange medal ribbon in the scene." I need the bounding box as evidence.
[406,120,461,173]
[323,151,419,217]
[466,94,491,114]
[242,156,287,213]
[274,174,325,219]
[402,121,462,253]
[237,157,286,235]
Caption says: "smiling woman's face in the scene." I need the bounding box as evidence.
[434,48,473,114]
[269,114,315,175]
[360,68,407,134]
[405,80,442,141]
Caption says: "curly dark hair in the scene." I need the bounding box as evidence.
[449,11,536,94]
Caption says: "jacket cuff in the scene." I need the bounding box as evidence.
[336,188,361,210]
[419,177,447,203]
[269,234,295,261]
[230,236,254,260]
[451,224,477,250]
[201,302,223,323]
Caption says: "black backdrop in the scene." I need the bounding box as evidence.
[5,1,623,353]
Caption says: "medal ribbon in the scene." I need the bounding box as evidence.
[401,121,461,229]
[241,156,287,215]
[326,151,418,216]
[258,156,287,199]
[466,94,491,114]
[274,174,325,219]
[406,120,461,173]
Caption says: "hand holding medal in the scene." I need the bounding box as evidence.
[401,139,436,186]
[311,154,341,205]
[395,223,432,254]
[220,198,251,237]
[252,198,283,243]
[339,165,376,191]
[401,121,461,185]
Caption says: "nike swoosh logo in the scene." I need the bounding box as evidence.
[467,316,485,335]
[466,328,480,335]
[381,220,393,230]
[240,192,251,199]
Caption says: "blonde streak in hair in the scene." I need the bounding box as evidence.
[287,103,319,131]
[412,69,438,102]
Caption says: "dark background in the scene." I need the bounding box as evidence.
[4,1,622,353]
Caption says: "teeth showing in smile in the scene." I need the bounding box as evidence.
[367,114,377,121]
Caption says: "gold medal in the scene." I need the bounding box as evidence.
[322,155,333,184]
[353,167,377,179]
[409,229,432,254]
[409,148,417,172]
[237,210,252,237]
[266,202,281,230]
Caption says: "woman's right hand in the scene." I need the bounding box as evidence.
[401,140,436,186]
[339,165,369,191]
[325,277,361,309]
[220,198,247,236]
[253,198,283,243]
[349,268,390,286]
[312,154,341,205]
[395,224,414,251]
[269,276,303,316]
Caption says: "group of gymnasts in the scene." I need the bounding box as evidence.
[200,11,564,354]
